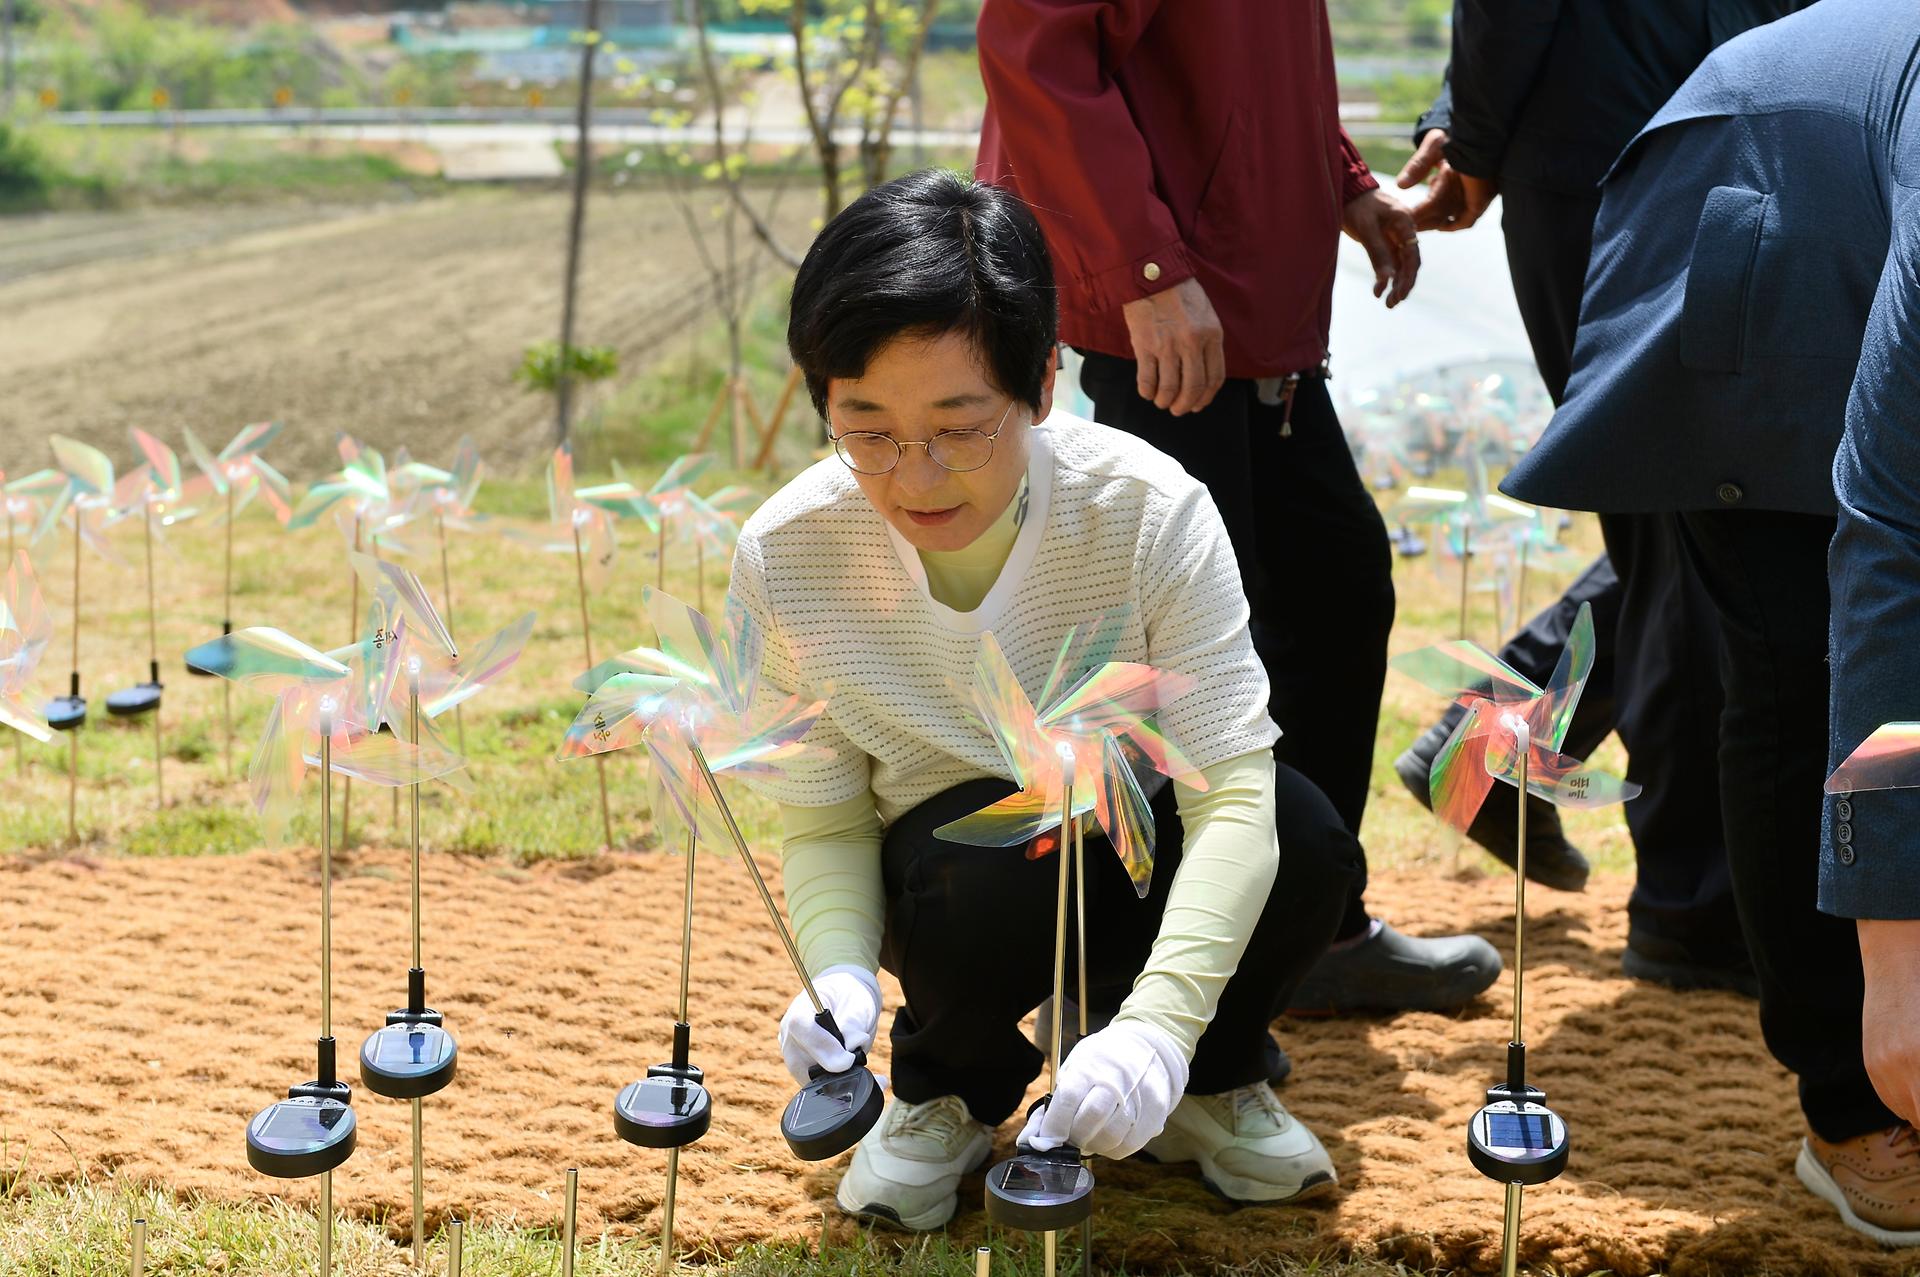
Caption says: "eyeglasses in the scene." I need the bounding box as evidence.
[828,400,1017,476]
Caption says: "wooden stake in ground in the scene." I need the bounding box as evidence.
[561,1167,579,1277]
[436,512,466,757]
[144,503,163,807]
[223,484,234,778]
[753,366,806,471]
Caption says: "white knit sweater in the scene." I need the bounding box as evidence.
[728,412,1279,819]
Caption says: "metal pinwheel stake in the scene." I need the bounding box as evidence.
[559,588,879,1272]
[348,552,531,1269]
[934,626,1204,1277]
[186,624,463,1277]
[38,435,119,843]
[181,422,293,777]
[1390,602,1641,1277]
[107,429,200,808]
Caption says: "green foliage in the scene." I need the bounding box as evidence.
[33,4,367,112]
[516,342,623,395]
[385,50,478,109]
[1376,71,1445,124]
[0,122,52,210]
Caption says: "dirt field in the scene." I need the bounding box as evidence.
[4,845,1910,1277]
[0,190,811,478]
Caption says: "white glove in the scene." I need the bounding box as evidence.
[1019,1019,1189,1160]
[779,965,882,1086]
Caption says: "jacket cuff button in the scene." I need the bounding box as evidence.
[1143,262,1162,282]
[1837,822,1853,844]
[1837,799,1854,821]
[1839,845,1857,865]
[1717,482,1744,504]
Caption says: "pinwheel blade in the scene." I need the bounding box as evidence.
[50,435,114,497]
[1429,699,1500,832]
[1482,739,1642,810]
[934,786,1071,849]
[557,672,683,759]
[1827,723,1920,793]
[1097,730,1158,895]
[1527,601,1594,753]
[186,627,350,692]
[1390,640,1542,705]
[418,611,535,719]
[350,553,456,658]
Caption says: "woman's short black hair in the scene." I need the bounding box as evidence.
[788,169,1057,418]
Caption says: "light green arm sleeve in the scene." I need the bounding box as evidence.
[780,793,886,977]
[1112,749,1280,1059]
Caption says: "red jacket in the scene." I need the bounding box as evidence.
[976,0,1376,379]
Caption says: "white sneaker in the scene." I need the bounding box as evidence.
[834,1094,994,1231]
[1139,1082,1337,1203]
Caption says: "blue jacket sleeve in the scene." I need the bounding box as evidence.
[1443,0,1562,178]
[1823,197,1920,919]
[1415,68,1452,147]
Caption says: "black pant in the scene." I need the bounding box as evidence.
[1500,180,1739,953]
[1677,509,1898,1142]
[1079,353,1395,941]
[879,767,1362,1125]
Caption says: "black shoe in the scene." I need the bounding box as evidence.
[1622,931,1760,998]
[1395,716,1592,892]
[1287,921,1502,1014]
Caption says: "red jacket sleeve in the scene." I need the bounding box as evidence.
[976,0,1193,310]
[1338,126,1379,206]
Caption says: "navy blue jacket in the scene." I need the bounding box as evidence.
[1504,0,1920,917]
[1502,0,1907,517]
[1420,0,1805,196]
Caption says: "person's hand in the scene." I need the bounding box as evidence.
[1459,171,1500,227]
[1397,128,1474,233]
[1859,919,1920,1124]
[1120,276,1226,416]
[1018,1020,1188,1160]
[1341,187,1421,308]
[779,965,881,1085]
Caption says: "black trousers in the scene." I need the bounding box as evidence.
[1500,180,1739,952]
[879,767,1362,1125]
[1079,352,1395,941]
[1677,509,1898,1142]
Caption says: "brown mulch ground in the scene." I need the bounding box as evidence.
[3,848,1914,1275]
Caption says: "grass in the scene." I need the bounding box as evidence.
[5,1176,1446,1276]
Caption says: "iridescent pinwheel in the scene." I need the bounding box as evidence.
[1390,600,1640,837]
[36,434,118,561]
[290,435,415,554]
[348,551,532,741]
[562,586,825,843]
[625,453,716,589]
[934,624,1205,897]
[2,468,63,566]
[558,586,878,1216]
[390,437,485,533]
[0,551,53,745]
[514,441,654,578]
[183,625,463,843]
[184,422,293,526]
